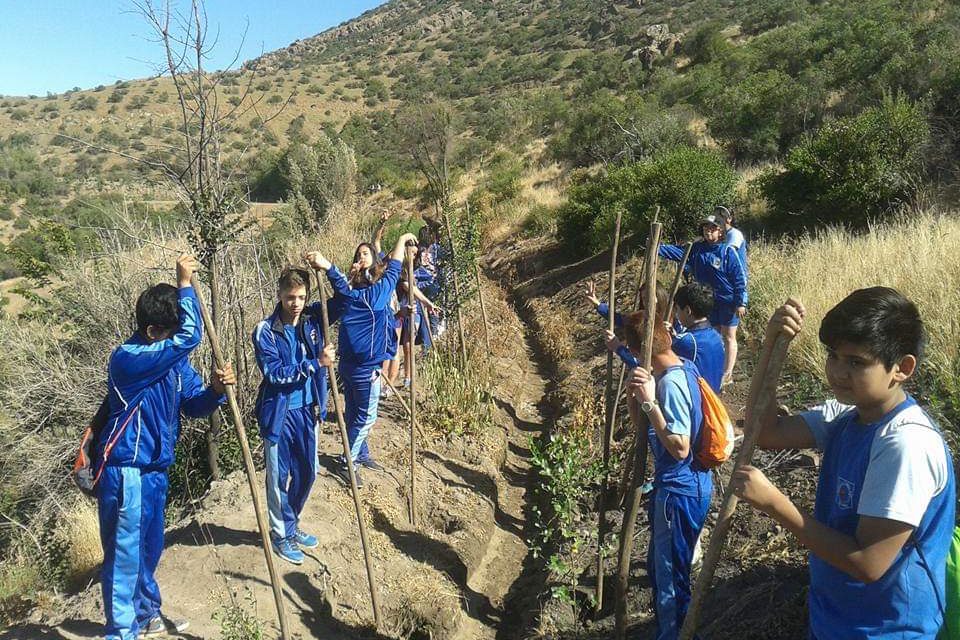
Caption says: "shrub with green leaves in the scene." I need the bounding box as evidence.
[558,146,737,255]
[758,94,929,228]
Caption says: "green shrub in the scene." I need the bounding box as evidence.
[684,20,731,65]
[74,95,98,111]
[558,146,737,255]
[758,94,929,228]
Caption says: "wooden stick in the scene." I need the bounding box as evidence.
[595,209,623,613]
[189,275,290,640]
[314,272,383,628]
[613,222,661,639]
[679,335,790,640]
[381,375,426,438]
[665,242,693,324]
[406,257,419,528]
[475,260,491,355]
[443,207,470,366]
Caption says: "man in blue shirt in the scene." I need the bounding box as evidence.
[672,282,725,393]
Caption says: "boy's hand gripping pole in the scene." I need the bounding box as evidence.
[313,270,383,629]
[613,222,661,639]
[189,274,291,640]
[678,334,792,640]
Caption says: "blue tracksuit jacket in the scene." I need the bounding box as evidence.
[659,241,747,308]
[326,258,402,367]
[672,322,725,393]
[252,303,330,442]
[95,286,224,472]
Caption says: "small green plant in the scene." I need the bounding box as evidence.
[215,590,264,640]
[530,393,603,607]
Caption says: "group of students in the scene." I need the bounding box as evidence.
[87,219,444,638]
[84,202,956,639]
[588,211,955,638]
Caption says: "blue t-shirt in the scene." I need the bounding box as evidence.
[672,322,725,393]
[283,324,315,410]
[649,361,712,499]
[801,396,955,638]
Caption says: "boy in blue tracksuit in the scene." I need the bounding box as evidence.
[586,281,723,393]
[621,311,713,640]
[94,255,232,640]
[252,267,334,565]
[734,287,955,638]
[305,232,419,486]
[672,282,725,393]
[659,213,746,387]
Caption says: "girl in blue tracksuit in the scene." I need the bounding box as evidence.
[94,255,231,640]
[622,311,712,640]
[305,232,419,484]
[659,213,746,387]
[252,267,333,564]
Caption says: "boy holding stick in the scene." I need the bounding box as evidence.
[608,312,712,639]
[252,267,335,565]
[95,255,234,639]
[733,287,955,638]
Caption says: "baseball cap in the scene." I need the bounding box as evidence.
[700,214,722,228]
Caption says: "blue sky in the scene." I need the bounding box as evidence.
[0,1,387,96]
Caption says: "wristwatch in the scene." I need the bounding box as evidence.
[640,399,658,414]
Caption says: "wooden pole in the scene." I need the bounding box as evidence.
[594,209,623,613]
[678,335,791,640]
[665,242,694,324]
[443,207,470,366]
[474,260,491,355]
[613,222,661,639]
[381,375,426,439]
[189,274,291,640]
[314,272,383,628]
[406,257,419,528]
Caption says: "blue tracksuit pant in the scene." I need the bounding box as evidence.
[340,362,381,463]
[264,406,318,541]
[98,466,168,640]
[646,488,711,640]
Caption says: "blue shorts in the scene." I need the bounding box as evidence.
[710,302,740,328]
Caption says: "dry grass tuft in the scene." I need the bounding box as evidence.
[746,212,960,417]
[526,297,575,368]
[53,499,103,587]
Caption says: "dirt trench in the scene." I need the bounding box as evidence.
[3,276,556,640]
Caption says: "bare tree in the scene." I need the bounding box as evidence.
[131,0,290,477]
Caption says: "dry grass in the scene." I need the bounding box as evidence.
[52,499,102,587]
[526,297,575,368]
[746,211,960,415]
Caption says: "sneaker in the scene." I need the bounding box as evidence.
[141,615,189,637]
[333,463,364,489]
[359,458,385,472]
[272,537,304,565]
[294,528,319,549]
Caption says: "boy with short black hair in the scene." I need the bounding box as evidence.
[672,282,725,393]
[733,287,955,638]
[253,266,335,565]
[95,255,233,639]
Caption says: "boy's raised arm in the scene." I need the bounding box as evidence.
[111,255,203,387]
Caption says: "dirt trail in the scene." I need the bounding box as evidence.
[3,277,556,640]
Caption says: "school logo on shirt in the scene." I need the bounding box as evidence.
[836,477,855,509]
[310,328,318,344]
[712,256,722,269]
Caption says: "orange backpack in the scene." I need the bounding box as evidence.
[694,377,735,469]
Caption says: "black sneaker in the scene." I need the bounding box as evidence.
[359,458,385,472]
[333,464,363,489]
